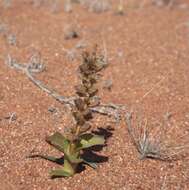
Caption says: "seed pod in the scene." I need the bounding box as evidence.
[88,86,98,97]
[79,63,89,73]
[83,109,93,121]
[83,97,90,106]
[80,122,91,134]
[83,74,98,83]
[89,96,100,107]
[73,111,85,126]
[88,74,98,83]
[82,79,92,89]
[74,98,86,111]
[75,85,87,97]
[93,59,106,72]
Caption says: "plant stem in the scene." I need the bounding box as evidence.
[75,125,80,137]
[63,159,76,176]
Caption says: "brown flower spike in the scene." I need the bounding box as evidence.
[29,48,107,178]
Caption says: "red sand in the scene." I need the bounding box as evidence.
[0,0,189,189]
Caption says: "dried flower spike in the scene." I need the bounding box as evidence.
[29,48,107,178]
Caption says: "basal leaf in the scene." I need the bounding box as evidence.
[28,154,58,162]
[65,153,83,164]
[46,132,69,153]
[50,158,77,178]
[77,134,105,150]
[27,154,64,165]
[50,169,73,178]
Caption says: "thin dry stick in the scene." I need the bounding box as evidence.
[136,75,166,104]
[125,112,140,152]
[6,54,74,106]
[101,33,108,65]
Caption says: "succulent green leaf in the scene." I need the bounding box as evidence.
[78,134,105,150]
[28,154,61,163]
[46,132,69,153]
[50,158,77,178]
[65,153,83,164]
[50,169,73,178]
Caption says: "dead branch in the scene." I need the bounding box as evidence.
[6,54,74,105]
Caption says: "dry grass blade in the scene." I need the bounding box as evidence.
[125,112,189,161]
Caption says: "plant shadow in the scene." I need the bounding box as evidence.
[93,125,114,140]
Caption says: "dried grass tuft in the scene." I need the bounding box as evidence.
[125,112,189,161]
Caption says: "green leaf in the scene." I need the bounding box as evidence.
[46,132,69,153]
[77,134,105,150]
[28,154,59,162]
[50,159,77,178]
[27,154,64,165]
[50,169,73,178]
[65,153,83,164]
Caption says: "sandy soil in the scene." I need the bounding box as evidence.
[0,0,189,189]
